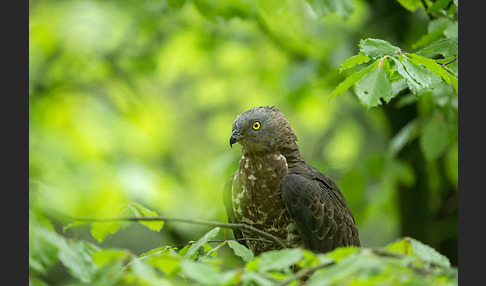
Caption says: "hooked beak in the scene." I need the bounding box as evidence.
[229,130,239,148]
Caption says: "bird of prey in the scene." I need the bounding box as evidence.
[224,106,360,255]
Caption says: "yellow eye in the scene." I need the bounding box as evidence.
[252,121,261,130]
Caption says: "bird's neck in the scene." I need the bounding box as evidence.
[279,142,303,168]
[241,133,303,167]
[241,144,302,166]
[275,128,303,167]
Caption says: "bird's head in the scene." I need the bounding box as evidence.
[230,106,298,155]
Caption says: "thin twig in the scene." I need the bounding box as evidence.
[441,55,458,66]
[163,238,274,249]
[67,215,287,250]
[212,238,274,244]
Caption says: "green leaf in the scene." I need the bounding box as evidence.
[203,242,224,257]
[396,0,423,12]
[181,260,238,285]
[324,246,359,262]
[420,117,449,161]
[418,36,458,58]
[385,237,451,267]
[359,38,401,59]
[339,52,371,73]
[298,249,322,268]
[306,0,355,19]
[307,248,365,286]
[427,0,452,13]
[412,18,454,49]
[185,227,221,258]
[29,276,50,286]
[141,248,182,277]
[91,221,122,243]
[391,78,408,96]
[257,248,304,273]
[443,21,458,38]
[408,53,458,92]
[228,240,254,262]
[89,202,163,243]
[92,248,131,268]
[385,237,412,255]
[140,246,170,258]
[181,260,219,285]
[177,244,194,258]
[391,57,422,95]
[330,61,378,99]
[29,212,59,274]
[354,64,393,108]
[412,29,445,50]
[127,202,164,232]
[32,226,99,283]
[241,271,276,286]
[29,226,61,274]
[130,257,173,286]
[401,56,441,90]
[57,240,98,283]
[409,239,451,267]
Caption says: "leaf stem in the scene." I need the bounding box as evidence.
[440,55,458,66]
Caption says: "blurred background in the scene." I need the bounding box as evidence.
[29,0,457,282]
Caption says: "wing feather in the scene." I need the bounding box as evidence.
[281,171,360,253]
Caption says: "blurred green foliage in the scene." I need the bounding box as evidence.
[30,0,457,284]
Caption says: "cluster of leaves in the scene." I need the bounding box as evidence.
[331,37,457,108]
[30,204,457,285]
[328,0,458,184]
[89,202,165,243]
[331,0,458,109]
[334,36,457,160]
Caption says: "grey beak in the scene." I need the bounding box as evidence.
[230,130,239,148]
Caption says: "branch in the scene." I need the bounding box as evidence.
[68,215,287,250]
[161,238,274,249]
[440,55,458,66]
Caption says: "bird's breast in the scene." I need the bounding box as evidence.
[232,153,302,253]
[233,153,288,208]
